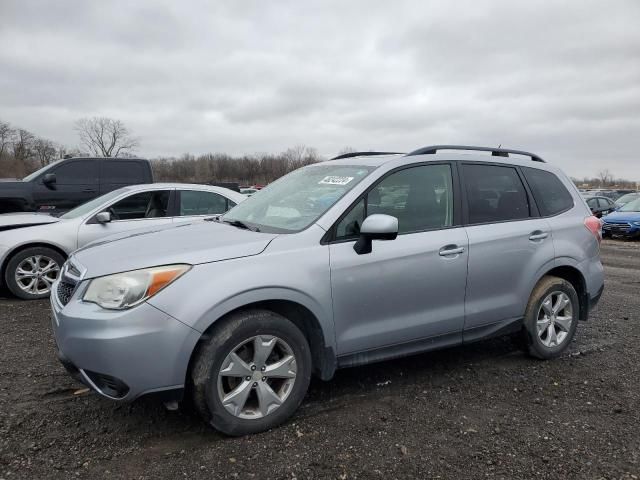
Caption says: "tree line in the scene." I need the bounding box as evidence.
[2,116,636,189]
[0,117,324,185]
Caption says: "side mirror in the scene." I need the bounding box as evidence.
[43,173,56,186]
[354,214,398,255]
[95,211,112,224]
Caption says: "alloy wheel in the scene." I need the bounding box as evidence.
[536,291,573,348]
[14,255,61,296]
[217,335,297,419]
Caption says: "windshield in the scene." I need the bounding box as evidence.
[616,193,640,204]
[619,198,640,212]
[222,164,375,233]
[22,160,63,182]
[60,189,125,219]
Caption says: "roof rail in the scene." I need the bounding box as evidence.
[406,145,545,163]
[330,151,405,160]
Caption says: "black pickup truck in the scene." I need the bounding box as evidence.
[0,157,153,215]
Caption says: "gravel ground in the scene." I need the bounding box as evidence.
[1,240,639,479]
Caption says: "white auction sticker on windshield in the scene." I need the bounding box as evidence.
[319,176,354,186]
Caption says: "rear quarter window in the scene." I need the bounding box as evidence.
[522,167,574,216]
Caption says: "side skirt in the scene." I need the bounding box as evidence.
[336,331,462,369]
[462,317,523,344]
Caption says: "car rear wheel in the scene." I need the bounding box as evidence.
[4,247,65,300]
[522,275,579,359]
[190,309,312,436]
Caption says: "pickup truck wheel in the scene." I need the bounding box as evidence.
[4,247,65,300]
[190,309,311,436]
[522,275,579,359]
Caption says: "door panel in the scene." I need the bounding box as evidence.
[330,228,468,355]
[463,219,554,332]
[328,162,466,356]
[32,160,99,214]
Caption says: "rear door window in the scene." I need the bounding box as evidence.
[102,161,146,184]
[462,164,530,224]
[179,190,229,215]
[522,167,574,216]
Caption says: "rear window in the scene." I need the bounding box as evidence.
[522,167,574,216]
[102,161,146,183]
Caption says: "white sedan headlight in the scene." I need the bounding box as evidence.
[83,265,191,310]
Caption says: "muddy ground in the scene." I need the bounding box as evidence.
[1,240,639,479]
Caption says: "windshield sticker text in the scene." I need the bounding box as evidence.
[319,176,354,186]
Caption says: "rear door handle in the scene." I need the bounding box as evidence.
[439,245,465,256]
[529,231,549,241]
[82,188,96,193]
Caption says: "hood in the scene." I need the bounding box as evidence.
[603,211,640,223]
[72,220,278,279]
[0,212,60,232]
[0,180,26,190]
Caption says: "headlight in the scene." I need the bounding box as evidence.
[83,264,191,310]
[633,222,640,227]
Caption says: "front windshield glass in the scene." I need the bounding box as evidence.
[22,160,63,182]
[619,198,640,212]
[223,164,375,233]
[617,193,639,204]
[60,189,125,219]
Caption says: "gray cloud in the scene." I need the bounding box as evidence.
[1,0,639,179]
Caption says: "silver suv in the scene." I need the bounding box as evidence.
[51,145,604,436]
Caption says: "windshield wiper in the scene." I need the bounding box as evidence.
[222,219,260,232]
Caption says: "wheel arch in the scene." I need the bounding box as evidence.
[537,264,588,321]
[1,242,69,285]
[187,298,337,384]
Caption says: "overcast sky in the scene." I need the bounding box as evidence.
[1,0,639,179]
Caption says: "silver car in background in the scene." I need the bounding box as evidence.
[51,145,604,436]
[0,184,245,299]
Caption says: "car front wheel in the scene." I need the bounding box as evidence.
[4,247,64,300]
[191,309,312,436]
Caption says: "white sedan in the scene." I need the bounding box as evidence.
[0,183,245,300]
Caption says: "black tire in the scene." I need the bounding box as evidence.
[4,246,65,300]
[190,309,312,436]
[522,275,579,360]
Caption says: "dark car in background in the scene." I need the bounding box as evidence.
[0,157,153,215]
[584,195,616,218]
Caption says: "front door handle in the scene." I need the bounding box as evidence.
[529,231,549,241]
[439,245,465,256]
[82,188,96,193]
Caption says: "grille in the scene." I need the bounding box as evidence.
[56,280,77,306]
[603,222,631,234]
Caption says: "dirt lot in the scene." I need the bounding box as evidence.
[1,240,639,479]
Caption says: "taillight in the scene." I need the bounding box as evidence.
[584,215,602,245]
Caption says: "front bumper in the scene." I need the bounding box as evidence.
[50,279,201,401]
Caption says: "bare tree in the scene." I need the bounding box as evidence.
[0,120,14,159]
[33,138,58,167]
[597,169,613,187]
[75,117,139,157]
[12,129,35,163]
